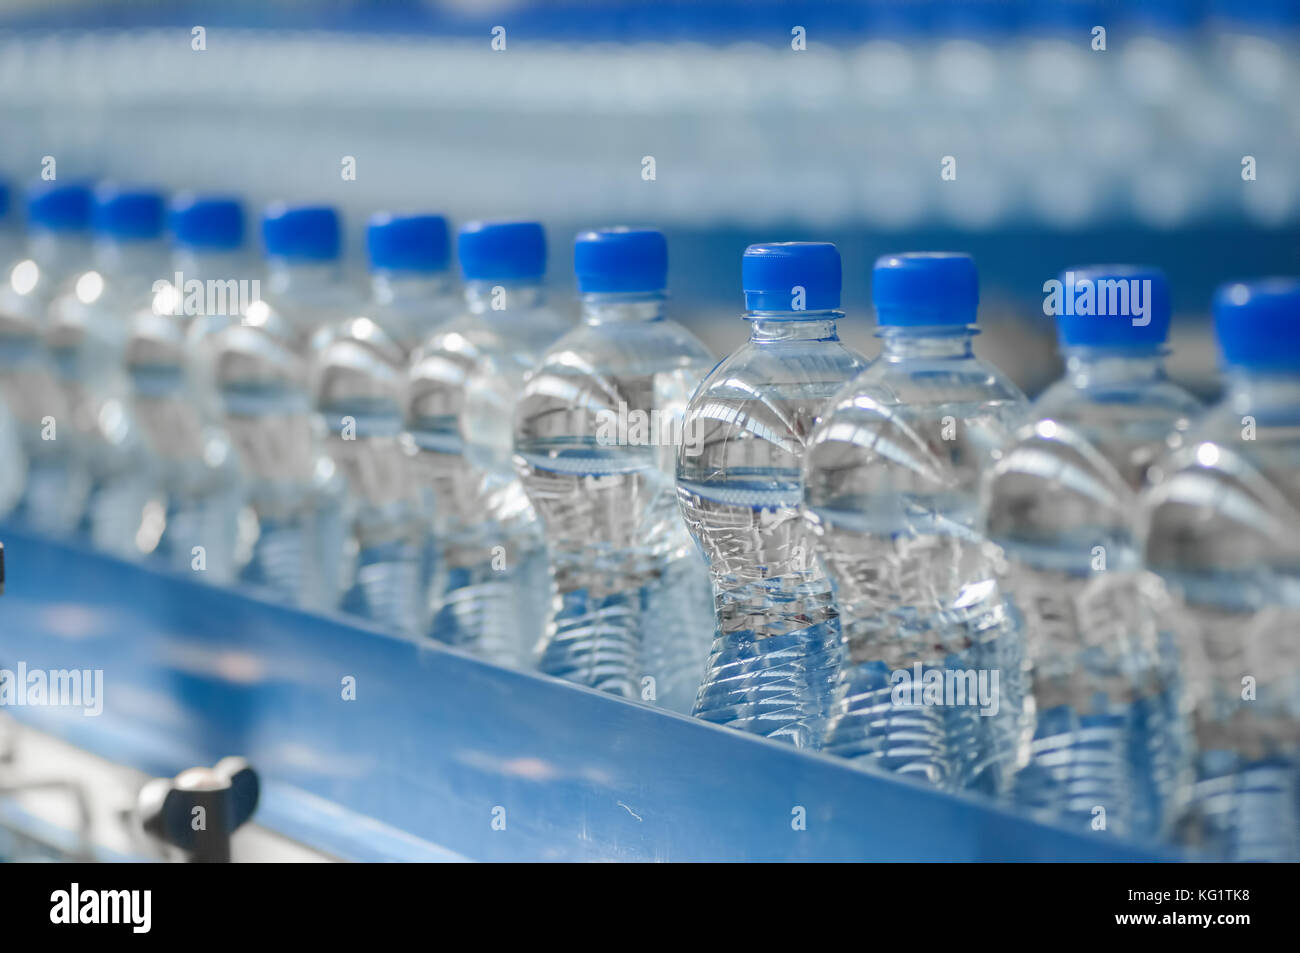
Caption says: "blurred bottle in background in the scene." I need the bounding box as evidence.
[173,195,260,418]
[407,220,569,664]
[45,186,169,543]
[360,213,461,355]
[315,213,455,633]
[804,252,1026,793]
[212,204,357,609]
[0,183,92,529]
[102,196,250,576]
[514,228,714,706]
[682,243,866,745]
[1141,278,1300,862]
[983,266,1199,838]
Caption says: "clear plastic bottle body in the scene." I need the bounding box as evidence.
[983,348,1201,837]
[1141,371,1300,860]
[175,247,260,420]
[1032,351,1205,487]
[104,249,254,575]
[0,231,90,527]
[406,281,571,663]
[366,270,459,356]
[314,272,458,633]
[679,313,868,745]
[44,239,168,538]
[212,259,360,609]
[804,325,1027,792]
[514,293,714,703]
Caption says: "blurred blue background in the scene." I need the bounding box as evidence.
[0,0,1296,394]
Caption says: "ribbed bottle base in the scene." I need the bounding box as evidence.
[693,574,843,749]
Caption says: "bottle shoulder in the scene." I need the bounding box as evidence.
[1035,376,1202,420]
[408,305,572,406]
[48,266,151,323]
[310,316,408,409]
[417,305,572,362]
[515,319,713,463]
[209,315,308,395]
[44,273,147,358]
[980,420,1143,563]
[821,354,1027,438]
[803,357,1027,511]
[1025,377,1201,490]
[1138,391,1300,587]
[367,292,461,356]
[679,340,871,477]
[1147,407,1300,511]
[1140,443,1300,586]
[693,339,870,401]
[848,354,1027,411]
[537,317,715,375]
[125,306,190,370]
[255,281,368,345]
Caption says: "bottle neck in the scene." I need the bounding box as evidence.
[1062,346,1166,387]
[93,238,169,277]
[877,324,975,361]
[1222,368,1300,414]
[27,229,92,271]
[172,248,248,280]
[464,280,544,314]
[581,291,666,325]
[746,310,841,342]
[370,269,451,306]
[268,258,343,295]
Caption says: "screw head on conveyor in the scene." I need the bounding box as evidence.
[138,756,259,862]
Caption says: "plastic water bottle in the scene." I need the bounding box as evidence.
[1141,278,1300,862]
[314,213,457,632]
[104,196,250,577]
[804,252,1027,793]
[514,228,714,704]
[46,186,170,542]
[171,195,260,418]
[982,266,1200,837]
[406,221,570,664]
[212,204,358,608]
[681,243,867,746]
[358,213,461,355]
[0,183,92,530]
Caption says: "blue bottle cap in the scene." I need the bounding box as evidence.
[458,221,546,282]
[170,195,244,251]
[574,227,667,294]
[26,182,93,233]
[262,203,341,262]
[92,186,166,241]
[1053,265,1171,351]
[1213,278,1300,371]
[367,213,450,273]
[872,252,979,327]
[743,242,841,312]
